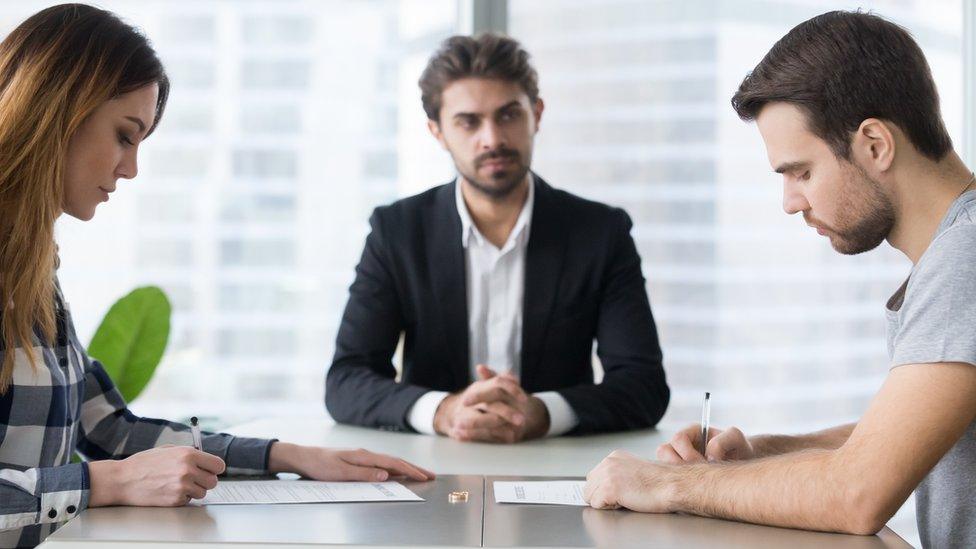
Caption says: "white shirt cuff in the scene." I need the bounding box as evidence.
[406,391,450,435]
[534,391,579,437]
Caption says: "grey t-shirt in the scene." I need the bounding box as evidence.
[886,190,976,549]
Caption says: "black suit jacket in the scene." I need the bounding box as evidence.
[326,175,669,434]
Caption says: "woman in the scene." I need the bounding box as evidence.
[0,5,433,548]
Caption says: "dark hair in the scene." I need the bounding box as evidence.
[731,10,952,161]
[418,33,539,121]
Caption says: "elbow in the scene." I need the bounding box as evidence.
[841,514,887,537]
[324,365,350,423]
[640,374,670,429]
[837,481,897,536]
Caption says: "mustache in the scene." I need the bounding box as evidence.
[475,148,520,167]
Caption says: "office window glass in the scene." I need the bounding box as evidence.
[24,0,456,426]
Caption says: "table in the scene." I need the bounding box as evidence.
[225,416,666,476]
[485,475,910,548]
[44,475,483,547]
[39,417,912,548]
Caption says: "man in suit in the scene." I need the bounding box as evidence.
[326,34,669,442]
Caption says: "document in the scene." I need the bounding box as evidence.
[195,480,424,505]
[493,481,587,506]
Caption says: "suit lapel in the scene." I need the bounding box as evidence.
[521,176,567,390]
[427,181,470,388]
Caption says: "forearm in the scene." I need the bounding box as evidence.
[326,362,429,429]
[671,448,880,535]
[88,460,120,507]
[267,441,300,474]
[750,423,855,458]
[559,368,668,434]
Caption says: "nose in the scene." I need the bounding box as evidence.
[478,120,505,151]
[116,148,139,180]
[782,177,809,215]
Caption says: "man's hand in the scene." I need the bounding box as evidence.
[433,365,550,443]
[584,450,679,513]
[268,442,435,481]
[89,446,225,507]
[656,424,755,464]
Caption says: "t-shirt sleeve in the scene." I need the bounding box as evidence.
[891,224,976,368]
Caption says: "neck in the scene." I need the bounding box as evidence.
[460,174,530,248]
[886,150,973,263]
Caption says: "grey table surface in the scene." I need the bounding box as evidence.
[39,418,912,548]
[484,475,912,548]
[46,475,484,547]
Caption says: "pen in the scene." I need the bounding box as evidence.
[700,392,711,454]
[190,416,203,451]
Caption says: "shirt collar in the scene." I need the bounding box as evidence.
[455,173,535,250]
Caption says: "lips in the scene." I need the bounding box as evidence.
[476,149,519,171]
[806,223,828,236]
[481,158,512,170]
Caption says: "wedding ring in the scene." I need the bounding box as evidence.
[448,491,469,503]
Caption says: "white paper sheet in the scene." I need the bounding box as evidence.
[194,480,424,505]
[493,481,587,506]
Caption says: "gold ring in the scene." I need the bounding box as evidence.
[448,491,469,503]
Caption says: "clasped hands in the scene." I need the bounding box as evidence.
[433,364,550,443]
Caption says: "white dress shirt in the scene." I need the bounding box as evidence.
[407,177,579,437]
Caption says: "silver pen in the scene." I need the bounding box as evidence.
[700,392,711,454]
[190,416,203,451]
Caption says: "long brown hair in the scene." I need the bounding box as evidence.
[0,3,169,392]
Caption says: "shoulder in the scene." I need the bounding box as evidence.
[538,179,631,229]
[370,182,454,235]
[370,181,454,228]
[905,224,976,303]
[918,223,976,272]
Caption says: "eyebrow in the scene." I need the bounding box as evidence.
[773,161,809,174]
[125,116,147,134]
[451,100,523,120]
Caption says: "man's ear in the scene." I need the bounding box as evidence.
[532,97,544,133]
[427,118,448,151]
[852,118,895,173]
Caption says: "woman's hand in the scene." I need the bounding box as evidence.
[267,442,435,482]
[89,446,225,507]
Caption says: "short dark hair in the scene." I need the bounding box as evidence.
[731,10,952,161]
[418,33,539,121]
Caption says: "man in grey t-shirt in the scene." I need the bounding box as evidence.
[580,11,976,548]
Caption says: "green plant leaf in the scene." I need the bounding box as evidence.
[87,286,171,402]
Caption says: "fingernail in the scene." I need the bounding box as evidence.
[376,471,388,481]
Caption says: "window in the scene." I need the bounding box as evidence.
[41,0,457,425]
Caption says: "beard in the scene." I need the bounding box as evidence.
[457,147,531,200]
[824,165,896,255]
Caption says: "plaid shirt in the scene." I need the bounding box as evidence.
[0,283,275,548]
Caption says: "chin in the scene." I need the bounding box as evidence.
[63,205,97,222]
